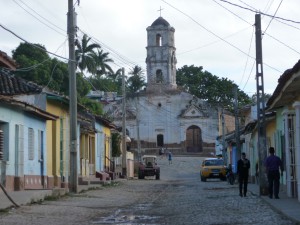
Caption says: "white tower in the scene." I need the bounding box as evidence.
[146,17,177,92]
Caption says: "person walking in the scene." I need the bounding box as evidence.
[168,151,172,165]
[237,152,250,197]
[265,147,283,199]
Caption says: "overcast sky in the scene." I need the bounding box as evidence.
[1,0,299,96]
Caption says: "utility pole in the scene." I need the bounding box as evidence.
[255,13,268,195]
[234,87,240,158]
[135,92,141,161]
[221,108,227,164]
[68,0,78,192]
[121,68,127,178]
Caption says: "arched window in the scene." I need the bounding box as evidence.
[156,69,163,83]
[156,34,162,46]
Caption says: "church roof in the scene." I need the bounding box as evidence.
[151,17,170,27]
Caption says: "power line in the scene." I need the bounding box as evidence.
[12,0,66,36]
[77,29,138,70]
[216,0,300,24]
[177,26,252,55]
[239,26,255,89]
[0,23,74,62]
[263,0,284,34]
[162,0,282,74]
[211,0,300,76]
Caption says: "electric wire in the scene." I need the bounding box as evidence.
[263,0,284,34]
[162,0,282,74]
[216,0,300,24]
[77,29,137,70]
[0,23,74,62]
[12,0,66,36]
[239,26,255,89]
[211,0,300,90]
[177,26,252,55]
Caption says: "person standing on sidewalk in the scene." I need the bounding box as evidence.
[265,147,283,199]
[168,151,172,165]
[237,152,250,197]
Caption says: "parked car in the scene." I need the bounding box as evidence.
[138,155,160,180]
[200,158,226,182]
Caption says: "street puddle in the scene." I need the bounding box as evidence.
[91,203,161,224]
[92,214,160,224]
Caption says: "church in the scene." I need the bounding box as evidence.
[105,17,219,156]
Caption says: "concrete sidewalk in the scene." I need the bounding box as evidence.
[0,189,53,210]
[248,183,300,223]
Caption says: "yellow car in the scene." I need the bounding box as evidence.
[200,158,227,182]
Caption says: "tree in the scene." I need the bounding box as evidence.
[127,65,146,94]
[92,49,114,77]
[111,132,122,157]
[176,65,251,110]
[75,34,100,74]
[79,97,103,115]
[12,43,53,85]
[12,42,102,114]
[12,43,72,95]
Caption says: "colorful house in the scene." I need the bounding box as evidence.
[0,70,57,191]
[267,60,300,201]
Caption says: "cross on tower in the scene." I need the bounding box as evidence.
[158,6,164,17]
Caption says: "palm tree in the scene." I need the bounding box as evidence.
[92,49,114,77]
[127,65,146,93]
[75,34,100,74]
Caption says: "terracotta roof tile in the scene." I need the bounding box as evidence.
[0,69,42,95]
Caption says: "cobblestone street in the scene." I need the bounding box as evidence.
[0,156,298,225]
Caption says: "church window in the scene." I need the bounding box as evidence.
[156,34,162,46]
[156,69,163,83]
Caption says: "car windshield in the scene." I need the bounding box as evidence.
[205,159,224,166]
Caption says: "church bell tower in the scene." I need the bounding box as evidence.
[146,17,177,91]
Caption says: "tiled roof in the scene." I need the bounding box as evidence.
[0,69,42,95]
[0,50,16,69]
[267,60,300,107]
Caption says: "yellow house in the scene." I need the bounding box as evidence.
[46,94,70,189]
[79,112,95,178]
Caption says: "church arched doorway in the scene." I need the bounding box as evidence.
[157,134,164,147]
[186,125,202,152]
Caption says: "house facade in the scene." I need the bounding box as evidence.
[267,60,300,201]
[222,60,300,202]
[0,51,117,191]
[0,69,58,191]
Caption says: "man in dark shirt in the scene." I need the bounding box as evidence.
[265,147,283,199]
[237,152,250,197]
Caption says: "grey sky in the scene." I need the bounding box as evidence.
[1,0,299,96]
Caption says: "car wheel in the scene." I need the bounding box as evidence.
[201,176,206,182]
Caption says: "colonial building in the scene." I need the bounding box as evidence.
[104,17,219,157]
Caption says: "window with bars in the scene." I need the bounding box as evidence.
[28,128,34,160]
[38,130,43,161]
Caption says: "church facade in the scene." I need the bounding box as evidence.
[105,17,219,156]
